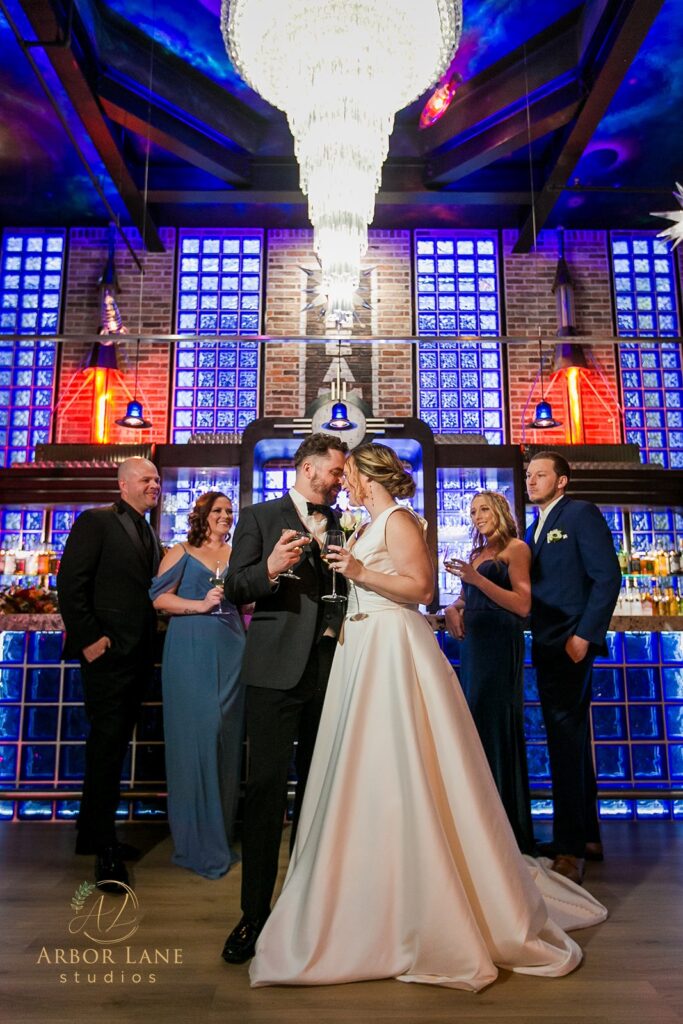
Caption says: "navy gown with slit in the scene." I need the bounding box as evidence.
[459,559,536,854]
[150,552,246,878]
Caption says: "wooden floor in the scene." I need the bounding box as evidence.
[1,820,682,1024]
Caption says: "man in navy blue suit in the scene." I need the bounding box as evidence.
[525,451,620,884]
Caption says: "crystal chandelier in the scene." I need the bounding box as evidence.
[222,0,462,318]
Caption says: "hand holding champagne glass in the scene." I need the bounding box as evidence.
[207,564,225,614]
[321,529,346,603]
[279,528,310,580]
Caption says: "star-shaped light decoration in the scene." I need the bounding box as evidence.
[652,182,683,248]
[300,258,374,330]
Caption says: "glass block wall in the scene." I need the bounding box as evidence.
[439,628,683,821]
[172,230,264,443]
[629,507,683,551]
[414,231,504,442]
[0,230,65,336]
[0,628,165,822]
[611,233,683,468]
[436,467,516,607]
[0,230,65,469]
[159,468,240,545]
[589,630,683,820]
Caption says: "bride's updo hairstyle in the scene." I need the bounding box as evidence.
[349,443,416,499]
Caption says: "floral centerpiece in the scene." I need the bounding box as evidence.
[0,585,59,614]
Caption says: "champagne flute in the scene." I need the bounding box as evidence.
[442,546,461,594]
[280,528,309,580]
[208,563,225,615]
[321,529,346,603]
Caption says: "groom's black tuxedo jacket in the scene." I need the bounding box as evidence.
[57,501,161,662]
[524,495,621,652]
[225,493,346,691]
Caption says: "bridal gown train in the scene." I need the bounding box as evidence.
[250,505,607,991]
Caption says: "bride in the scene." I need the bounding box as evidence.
[249,443,606,991]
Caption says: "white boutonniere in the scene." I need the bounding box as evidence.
[546,529,568,544]
[339,509,363,542]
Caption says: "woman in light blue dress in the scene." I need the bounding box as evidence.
[151,491,246,879]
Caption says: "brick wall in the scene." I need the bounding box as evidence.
[56,228,175,443]
[503,229,620,444]
[50,225,680,445]
[263,229,413,418]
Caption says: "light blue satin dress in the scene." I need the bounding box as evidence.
[150,552,246,878]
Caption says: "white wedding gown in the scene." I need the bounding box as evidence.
[250,505,607,991]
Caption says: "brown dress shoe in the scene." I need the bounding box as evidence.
[584,842,604,862]
[551,854,585,885]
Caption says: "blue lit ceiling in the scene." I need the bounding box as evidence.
[0,0,681,247]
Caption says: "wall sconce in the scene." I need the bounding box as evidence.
[553,343,588,443]
[83,339,119,444]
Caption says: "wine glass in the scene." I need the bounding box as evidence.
[280,528,309,580]
[442,545,463,594]
[208,564,225,615]
[321,529,346,604]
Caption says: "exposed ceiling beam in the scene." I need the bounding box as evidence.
[425,77,583,186]
[17,0,164,251]
[94,0,268,157]
[98,73,251,186]
[422,7,583,185]
[513,0,667,252]
[145,189,532,206]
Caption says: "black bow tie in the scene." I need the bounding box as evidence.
[307,502,332,517]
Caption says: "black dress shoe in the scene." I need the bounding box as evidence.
[95,847,130,893]
[221,915,268,964]
[77,837,142,860]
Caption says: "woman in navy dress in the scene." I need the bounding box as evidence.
[445,491,535,854]
[151,491,246,878]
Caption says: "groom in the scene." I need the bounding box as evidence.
[525,451,620,884]
[222,432,348,963]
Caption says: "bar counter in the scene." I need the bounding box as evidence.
[1,613,682,823]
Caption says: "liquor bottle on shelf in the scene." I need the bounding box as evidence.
[656,546,670,576]
[640,582,654,616]
[617,547,629,574]
[652,582,665,615]
[37,546,50,575]
[671,545,682,575]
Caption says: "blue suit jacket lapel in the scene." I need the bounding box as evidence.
[532,495,570,560]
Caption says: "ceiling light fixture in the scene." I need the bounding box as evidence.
[115,340,152,429]
[222,0,462,321]
[527,329,562,430]
[322,340,357,432]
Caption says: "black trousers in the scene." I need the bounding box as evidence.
[240,635,337,920]
[533,642,601,856]
[77,648,152,850]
